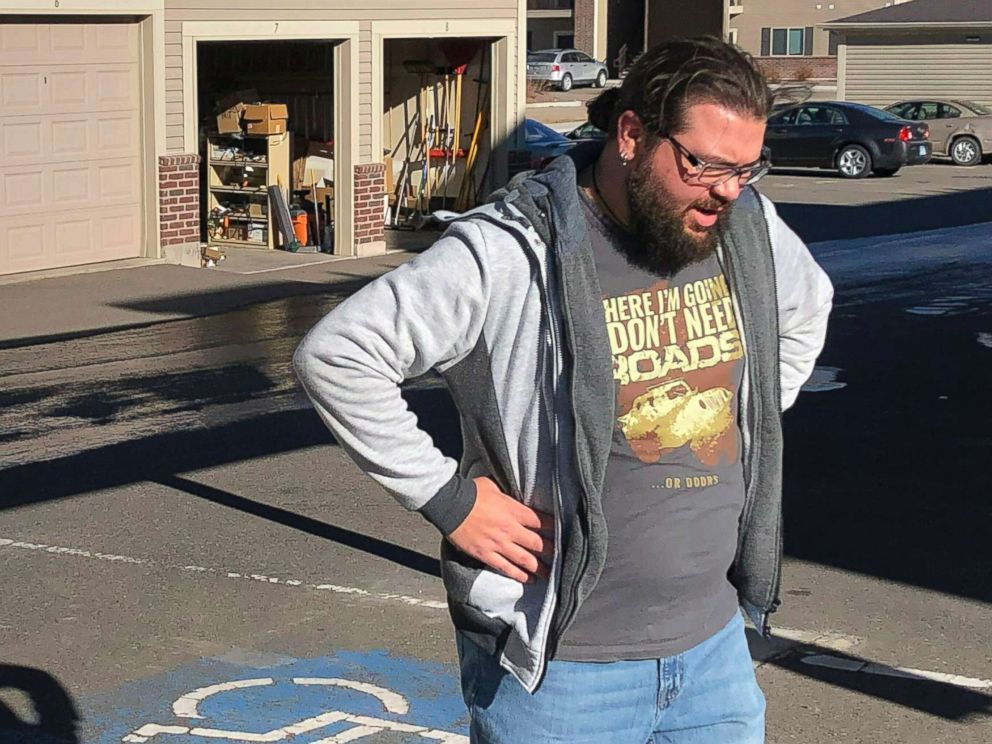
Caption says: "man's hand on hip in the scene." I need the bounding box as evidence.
[447,477,554,583]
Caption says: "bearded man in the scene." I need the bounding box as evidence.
[294,36,833,743]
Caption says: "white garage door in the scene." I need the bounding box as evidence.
[0,20,143,275]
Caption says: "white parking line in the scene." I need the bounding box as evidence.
[801,654,992,691]
[0,536,447,610]
[3,535,990,692]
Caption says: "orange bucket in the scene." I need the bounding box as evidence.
[291,210,308,245]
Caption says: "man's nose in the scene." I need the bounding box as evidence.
[711,176,743,203]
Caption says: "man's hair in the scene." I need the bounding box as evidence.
[587,36,772,137]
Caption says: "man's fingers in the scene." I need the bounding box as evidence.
[487,554,531,584]
[503,543,541,576]
[510,501,543,530]
[511,523,545,554]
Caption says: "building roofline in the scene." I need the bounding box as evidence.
[821,20,992,30]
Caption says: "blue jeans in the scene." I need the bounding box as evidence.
[456,611,764,743]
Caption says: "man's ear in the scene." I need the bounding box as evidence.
[616,110,646,162]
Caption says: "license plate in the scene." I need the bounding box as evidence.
[919,145,926,156]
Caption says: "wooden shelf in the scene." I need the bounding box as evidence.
[209,186,267,195]
[216,214,267,223]
[210,159,269,168]
[206,132,290,250]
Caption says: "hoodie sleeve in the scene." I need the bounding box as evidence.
[759,195,834,411]
[293,222,491,535]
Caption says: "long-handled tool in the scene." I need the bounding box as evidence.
[456,51,490,211]
[438,41,484,209]
[389,100,417,226]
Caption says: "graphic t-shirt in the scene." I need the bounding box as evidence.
[556,187,747,661]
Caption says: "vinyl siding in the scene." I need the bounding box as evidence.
[728,0,892,58]
[163,1,520,154]
[844,38,992,107]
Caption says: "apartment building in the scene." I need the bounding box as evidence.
[728,0,910,81]
[528,0,724,76]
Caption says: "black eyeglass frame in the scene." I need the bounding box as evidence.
[662,131,772,187]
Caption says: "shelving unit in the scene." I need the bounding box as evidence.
[205,132,290,249]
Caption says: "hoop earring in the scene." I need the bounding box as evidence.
[619,153,630,168]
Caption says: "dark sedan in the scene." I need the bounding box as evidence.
[765,101,931,178]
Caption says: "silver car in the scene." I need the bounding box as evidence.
[526,48,609,92]
[885,99,992,166]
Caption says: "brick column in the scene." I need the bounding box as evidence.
[158,154,201,266]
[354,163,385,246]
[574,0,596,56]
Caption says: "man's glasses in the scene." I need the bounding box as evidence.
[664,132,772,187]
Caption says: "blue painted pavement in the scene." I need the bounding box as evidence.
[82,650,468,743]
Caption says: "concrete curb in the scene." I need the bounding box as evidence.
[527,100,585,109]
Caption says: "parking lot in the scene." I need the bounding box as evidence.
[759,163,992,243]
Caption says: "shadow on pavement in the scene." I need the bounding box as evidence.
[0,409,327,511]
[0,665,79,744]
[0,276,375,351]
[781,275,992,604]
[0,384,459,576]
[769,185,992,243]
[156,475,440,578]
[763,645,992,722]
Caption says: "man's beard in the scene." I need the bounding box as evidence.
[622,155,730,276]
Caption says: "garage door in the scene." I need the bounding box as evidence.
[0,20,143,275]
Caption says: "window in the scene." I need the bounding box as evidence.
[769,107,800,126]
[795,106,847,126]
[788,28,804,55]
[961,100,991,115]
[727,28,739,46]
[887,102,916,119]
[574,52,593,63]
[554,32,574,49]
[917,102,940,120]
[771,29,788,55]
[763,27,813,56]
[939,104,962,119]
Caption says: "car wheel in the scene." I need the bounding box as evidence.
[595,70,608,88]
[874,167,900,177]
[559,73,573,92]
[950,136,981,166]
[836,144,872,179]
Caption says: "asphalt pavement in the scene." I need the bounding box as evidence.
[1,167,991,743]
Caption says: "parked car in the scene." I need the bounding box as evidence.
[523,118,576,168]
[527,49,609,92]
[565,121,607,141]
[764,101,931,178]
[884,99,992,166]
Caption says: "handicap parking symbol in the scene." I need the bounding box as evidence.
[122,676,467,743]
[85,651,469,744]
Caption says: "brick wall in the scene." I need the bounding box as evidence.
[354,163,385,245]
[573,0,595,56]
[757,56,838,83]
[158,154,200,247]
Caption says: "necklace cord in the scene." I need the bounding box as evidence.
[591,162,627,228]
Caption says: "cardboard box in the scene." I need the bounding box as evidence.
[244,103,289,135]
[216,106,245,134]
[215,89,259,134]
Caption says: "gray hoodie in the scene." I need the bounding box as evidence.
[294,144,833,692]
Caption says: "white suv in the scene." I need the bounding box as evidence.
[526,49,609,92]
